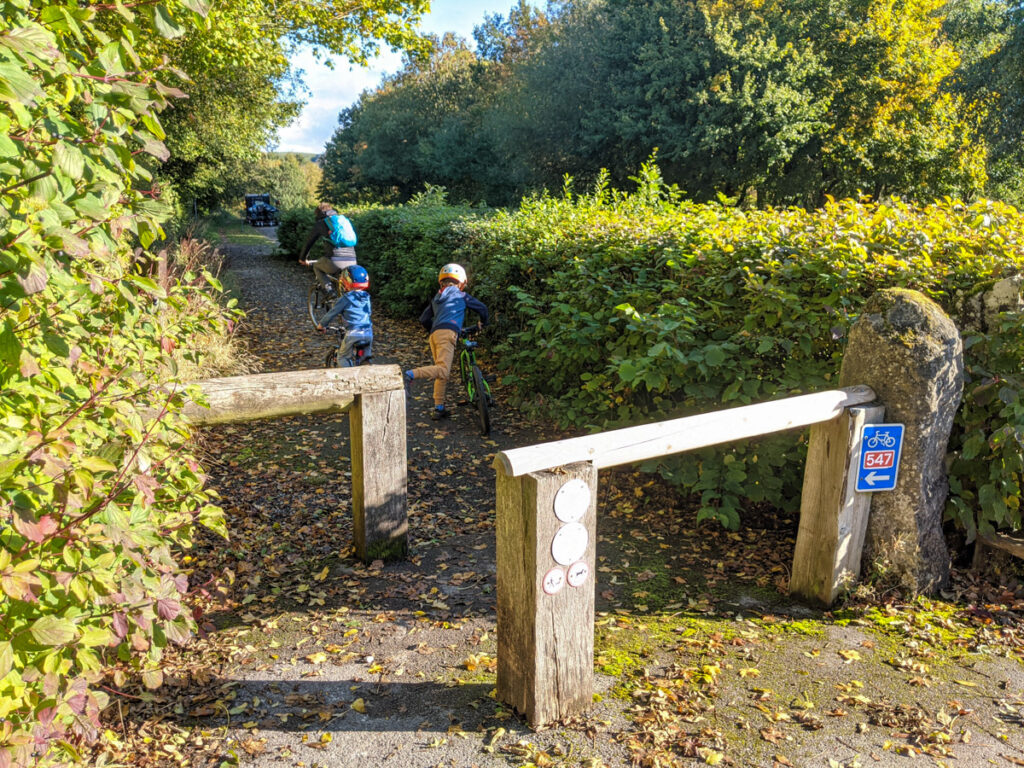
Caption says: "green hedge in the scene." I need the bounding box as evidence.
[276,207,316,260]
[349,166,1024,538]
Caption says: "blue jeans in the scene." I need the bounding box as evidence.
[338,331,373,365]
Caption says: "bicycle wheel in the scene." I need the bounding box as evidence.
[472,366,490,436]
[307,282,326,328]
[325,348,338,368]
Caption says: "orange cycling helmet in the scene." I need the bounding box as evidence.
[438,263,467,285]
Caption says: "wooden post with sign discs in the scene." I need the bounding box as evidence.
[496,461,598,727]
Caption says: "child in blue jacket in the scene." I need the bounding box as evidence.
[405,263,489,419]
[317,265,373,365]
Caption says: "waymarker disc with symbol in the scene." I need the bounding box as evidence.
[542,567,565,595]
[566,561,590,588]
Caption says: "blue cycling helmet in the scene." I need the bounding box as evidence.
[340,264,369,291]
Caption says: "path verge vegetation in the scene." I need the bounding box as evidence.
[0,3,244,765]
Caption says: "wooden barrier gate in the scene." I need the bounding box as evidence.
[493,385,883,727]
[184,365,408,561]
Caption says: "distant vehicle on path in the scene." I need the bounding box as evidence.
[244,193,278,227]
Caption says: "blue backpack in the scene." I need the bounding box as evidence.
[325,213,357,248]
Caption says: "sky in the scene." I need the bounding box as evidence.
[275,0,515,154]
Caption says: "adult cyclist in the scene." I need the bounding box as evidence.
[299,202,358,296]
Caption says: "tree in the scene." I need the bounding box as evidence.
[154,0,432,212]
[803,0,987,202]
[946,0,1024,205]
[321,33,511,203]
[236,153,323,211]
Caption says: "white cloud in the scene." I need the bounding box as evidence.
[274,48,403,154]
[275,0,514,153]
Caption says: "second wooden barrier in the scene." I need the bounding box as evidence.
[493,385,882,727]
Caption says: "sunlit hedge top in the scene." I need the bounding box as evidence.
[349,174,1024,535]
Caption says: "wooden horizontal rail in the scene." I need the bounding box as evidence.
[494,385,877,477]
[182,365,404,425]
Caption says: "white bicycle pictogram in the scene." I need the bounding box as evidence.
[865,431,897,449]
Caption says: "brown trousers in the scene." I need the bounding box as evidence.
[411,329,458,406]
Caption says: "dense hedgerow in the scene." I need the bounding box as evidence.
[277,188,490,314]
[345,168,1024,538]
[276,206,317,261]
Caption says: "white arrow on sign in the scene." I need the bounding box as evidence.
[863,471,891,486]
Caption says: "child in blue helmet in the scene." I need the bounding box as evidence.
[405,263,489,419]
[317,265,373,365]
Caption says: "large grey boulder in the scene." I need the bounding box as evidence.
[839,288,963,593]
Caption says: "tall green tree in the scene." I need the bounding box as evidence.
[155,0,432,212]
[321,33,507,202]
[946,0,1024,205]
[804,0,987,202]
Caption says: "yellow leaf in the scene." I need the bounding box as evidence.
[350,698,366,713]
[314,566,330,582]
[320,733,332,744]
[305,652,327,665]
[838,649,861,663]
[701,748,724,765]
[954,679,978,687]
[739,667,761,678]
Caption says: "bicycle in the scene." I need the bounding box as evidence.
[865,431,897,449]
[457,325,493,436]
[321,325,373,368]
[304,265,341,329]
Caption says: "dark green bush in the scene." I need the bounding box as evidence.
[276,207,316,260]
[347,194,490,314]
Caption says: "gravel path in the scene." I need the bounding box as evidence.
[191,231,627,768]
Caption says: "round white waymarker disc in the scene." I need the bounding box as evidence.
[553,478,591,523]
[551,522,589,566]
[542,567,566,595]
[567,561,590,588]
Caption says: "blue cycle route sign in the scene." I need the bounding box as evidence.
[855,424,905,493]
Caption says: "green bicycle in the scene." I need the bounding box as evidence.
[458,326,492,436]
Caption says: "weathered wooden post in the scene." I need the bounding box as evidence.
[350,389,407,560]
[182,365,408,563]
[790,404,885,605]
[496,461,598,727]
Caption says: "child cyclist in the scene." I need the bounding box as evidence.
[405,263,489,420]
[316,265,373,365]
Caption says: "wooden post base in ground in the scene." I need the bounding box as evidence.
[350,389,408,561]
[496,461,598,728]
[790,404,885,605]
